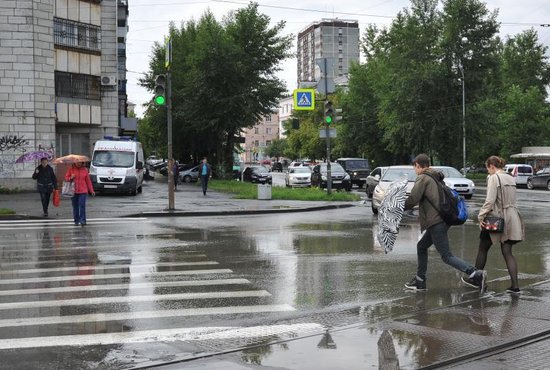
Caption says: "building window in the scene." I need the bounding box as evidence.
[254,127,259,134]
[266,140,272,146]
[54,17,101,53]
[55,71,101,100]
[266,127,272,134]
[254,140,259,147]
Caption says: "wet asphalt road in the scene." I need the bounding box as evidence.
[0,185,549,369]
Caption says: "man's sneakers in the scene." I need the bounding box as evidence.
[506,287,521,294]
[471,270,488,293]
[404,276,426,291]
[461,276,479,289]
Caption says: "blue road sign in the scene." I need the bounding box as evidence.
[293,89,315,110]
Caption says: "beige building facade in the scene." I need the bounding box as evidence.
[243,111,280,163]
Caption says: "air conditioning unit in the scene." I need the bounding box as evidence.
[101,76,117,86]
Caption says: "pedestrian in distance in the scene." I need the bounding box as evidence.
[198,157,212,196]
[32,157,57,217]
[403,154,487,293]
[462,156,524,294]
[65,161,95,226]
[172,160,179,191]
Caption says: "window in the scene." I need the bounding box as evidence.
[55,71,101,100]
[266,140,272,146]
[254,127,259,134]
[254,140,259,147]
[54,17,101,53]
[265,115,271,122]
[266,127,272,134]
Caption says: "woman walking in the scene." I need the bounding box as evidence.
[463,156,525,293]
[32,157,57,217]
[65,161,95,226]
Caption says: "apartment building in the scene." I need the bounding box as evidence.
[297,19,360,84]
[0,0,127,188]
[243,111,280,163]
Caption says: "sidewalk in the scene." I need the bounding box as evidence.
[136,280,550,369]
[0,178,355,219]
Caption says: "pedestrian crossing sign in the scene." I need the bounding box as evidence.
[293,89,315,110]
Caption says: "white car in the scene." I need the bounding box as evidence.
[285,166,312,188]
[432,166,475,199]
[372,166,417,214]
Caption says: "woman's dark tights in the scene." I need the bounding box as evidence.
[475,234,519,289]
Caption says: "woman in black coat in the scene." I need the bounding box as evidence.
[32,158,57,217]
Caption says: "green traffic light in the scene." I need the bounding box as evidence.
[325,116,332,124]
[154,95,166,105]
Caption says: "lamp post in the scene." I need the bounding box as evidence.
[459,36,468,174]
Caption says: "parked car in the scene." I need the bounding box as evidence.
[372,166,417,214]
[365,166,388,198]
[504,164,533,187]
[285,166,312,188]
[289,161,307,168]
[178,165,199,183]
[159,163,188,177]
[432,166,475,199]
[311,163,351,191]
[336,158,370,188]
[527,167,550,190]
[242,166,272,184]
[271,162,283,172]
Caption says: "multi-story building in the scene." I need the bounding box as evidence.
[278,95,294,139]
[0,0,127,189]
[243,111,279,163]
[297,19,360,85]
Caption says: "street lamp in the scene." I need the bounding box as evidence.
[459,36,468,174]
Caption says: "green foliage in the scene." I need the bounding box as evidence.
[340,0,550,167]
[139,3,292,173]
[209,180,360,201]
[264,138,287,159]
[0,208,16,215]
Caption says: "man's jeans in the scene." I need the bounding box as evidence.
[39,191,51,214]
[201,175,209,194]
[417,222,475,280]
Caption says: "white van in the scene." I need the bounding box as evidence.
[504,164,533,187]
[90,138,144,195]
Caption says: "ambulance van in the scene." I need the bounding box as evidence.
[90,137,144,195]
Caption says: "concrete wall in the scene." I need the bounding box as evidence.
[0,0,56,190]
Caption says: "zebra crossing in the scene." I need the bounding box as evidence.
[0,217,304,365]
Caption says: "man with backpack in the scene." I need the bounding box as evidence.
[403,154,487,292]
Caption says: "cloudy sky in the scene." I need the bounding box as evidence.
[126,0,550,117]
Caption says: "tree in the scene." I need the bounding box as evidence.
[264,138,287,159]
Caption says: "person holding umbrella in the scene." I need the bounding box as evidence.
[32,157,57,217]
[64,161,95,226]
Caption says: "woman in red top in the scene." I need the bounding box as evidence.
[65,161,95,226]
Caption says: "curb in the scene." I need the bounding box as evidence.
[125,203,356,218]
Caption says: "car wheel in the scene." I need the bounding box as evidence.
[183,175,192,183]
[547,180,550,191]
[464,194,472,199]
[527,179,534,190]
[371,205,378,215]
[130,187,137,196]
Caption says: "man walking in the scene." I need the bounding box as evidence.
[198,157,212,196]
[403,154,487,292]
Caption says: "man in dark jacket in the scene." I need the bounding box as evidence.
[32,157,57,217]
[198,157,212,196]
[403,154,487,292]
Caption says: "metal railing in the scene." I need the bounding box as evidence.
[55,71,101,100]
[54,17,101,53]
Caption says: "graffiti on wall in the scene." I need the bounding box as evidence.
[0,135,31,177]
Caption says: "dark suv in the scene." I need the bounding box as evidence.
[336,158,370,188]
[311,163,351,191]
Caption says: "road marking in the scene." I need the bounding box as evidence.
[0,261,219,275]
[0,320,319,349]
[0,217,148,224]
[0,218,150,230]
[0,304,296,329]
[0,269,233,285]
[0,278,251,297]
[0,290,271,310]
[0,254,208,269]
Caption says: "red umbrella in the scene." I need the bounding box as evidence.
[15,151,53,163]
[52,154,90,164]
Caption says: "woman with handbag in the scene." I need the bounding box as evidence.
[32,157,57,217]
[65,161,95,226]
[462,156,525,293]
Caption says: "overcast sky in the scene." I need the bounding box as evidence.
[126,0,550,117]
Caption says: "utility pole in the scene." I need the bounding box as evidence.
[165,37,174,210]
[323,58,332,195]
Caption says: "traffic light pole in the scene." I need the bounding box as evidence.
[167,70,175,210]
[323,58,332,195]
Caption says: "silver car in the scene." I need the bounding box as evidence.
[372,166,417,214]
[432,166,475,199]
[285,166,312,188]
[365,166,388,198]
[178,165,199,183]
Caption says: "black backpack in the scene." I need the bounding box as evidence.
[424,172,468,226]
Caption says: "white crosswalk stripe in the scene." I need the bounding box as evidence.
[0,218,297,354]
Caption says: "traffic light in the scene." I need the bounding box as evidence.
[154,74,166,106]
[291,118,300,129]
[334,108,343,123]
[324,100,333,124]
